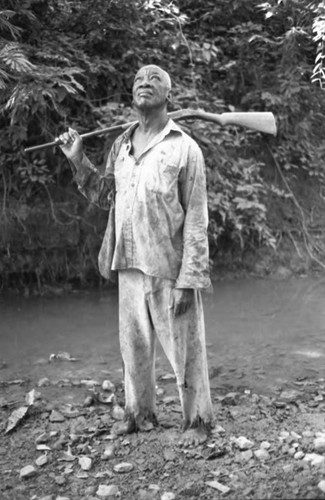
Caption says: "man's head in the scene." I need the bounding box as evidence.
[132,65,172,111]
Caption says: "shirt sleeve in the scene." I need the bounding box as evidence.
[175,139,212,291]
[69,137,123,210]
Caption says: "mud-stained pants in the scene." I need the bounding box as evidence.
[118,269,214,430]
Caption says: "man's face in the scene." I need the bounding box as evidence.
[132,65,171,111]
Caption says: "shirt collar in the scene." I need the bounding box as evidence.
[122,118,183,143]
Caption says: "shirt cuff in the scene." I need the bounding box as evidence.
[70,154,97,188]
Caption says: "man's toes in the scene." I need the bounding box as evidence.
[178,428,208,447]
[111,419,136,436]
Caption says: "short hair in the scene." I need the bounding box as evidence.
[135,65,172,90]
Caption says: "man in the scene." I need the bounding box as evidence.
[58,65,214,446]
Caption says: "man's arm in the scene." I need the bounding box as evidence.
[175,139,212,291]
[58,127,116,210]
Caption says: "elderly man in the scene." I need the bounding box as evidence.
[58,65,214,446]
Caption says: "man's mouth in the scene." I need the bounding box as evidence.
[138,91,152,97]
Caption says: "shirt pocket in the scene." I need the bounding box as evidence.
[147,155,180,194]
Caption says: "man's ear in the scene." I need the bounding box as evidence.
[166,90,173,104]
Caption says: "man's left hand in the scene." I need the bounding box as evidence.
[169,288,194,317]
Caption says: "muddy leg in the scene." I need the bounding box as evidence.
[115,270,158,434]
[149,281,214,445]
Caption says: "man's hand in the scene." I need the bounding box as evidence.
[169,288,194,317]
[57,127,83,163]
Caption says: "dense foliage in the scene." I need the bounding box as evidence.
[1,0,325,287]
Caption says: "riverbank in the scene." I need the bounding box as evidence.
[1,360,325,500]
[1,278,325,499]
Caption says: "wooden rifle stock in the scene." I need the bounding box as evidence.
[24,109,277,153]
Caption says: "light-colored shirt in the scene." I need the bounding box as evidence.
[72,119,211,290]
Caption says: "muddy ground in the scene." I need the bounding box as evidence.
[1,354,325,500]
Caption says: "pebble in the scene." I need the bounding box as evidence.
[35,454,48,467]
[38,377,50,387]
[294,451,305,460]
[314,436,325,452]
[302,430,314,438]
[148,484,160,491]
[291,431,302,440]
[102,446,115,460]
[303,453,325,467]
[113,462,134,473]
[20,465,37,479]
[211,425,226,435]
[102,380,115,391]
[112,405,125,420]
[283,464,294,473]
[39,496,54,500]
[161,493,176,500]
[79,456,92,471]
[260,441,271,449]
[206,480,231,494]
[254,449,270,461]
[318,480,325,493]
[235,436,254,450]
[49,410,65,423]
[241,450,253,462]
[96,484,120,497]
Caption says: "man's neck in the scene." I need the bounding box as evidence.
[136,107,169,136]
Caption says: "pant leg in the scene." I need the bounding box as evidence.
[147,277,214,430]
[118,269,157,425]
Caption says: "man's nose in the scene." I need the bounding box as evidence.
[139,79,151,88]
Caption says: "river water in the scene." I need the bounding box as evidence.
[1,277,325,395]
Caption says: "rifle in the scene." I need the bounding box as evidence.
[24,109,277,153]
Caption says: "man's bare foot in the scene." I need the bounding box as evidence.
[111,419,136,436]
[178,427,208,447]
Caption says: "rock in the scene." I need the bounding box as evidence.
[113,462,134,473]
[294,451,305,460]
[20,465,37,479]
[283,464,294,474]
[148,484,160,491]
[56,497,70,500]
[303,453,325,467]
[254,449,270,461]
[79,456,92,471]
[234,436,254,450]
[211,425,226,435]
[84,485,97,495]
[39,496,54,500]
[96,484,120,497]
[279,431,290,440]
[35,454,48,466]
[291,431,302,440]
[54,475,66,485]
[102,380,115,391]
[318,480,325,493]
[83,395,94,407]
[260,441,271,449]
[220,392,240,405]
[302,430,314,438]
[38,377,50,387]
[49,410,65,423]
[112,405,125,421]
[206,481,231,494]
[102,446,115,460]
[278,389,300,402]
[161,493,176,500]
[314,436,325,452]
[241,450,253,462]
